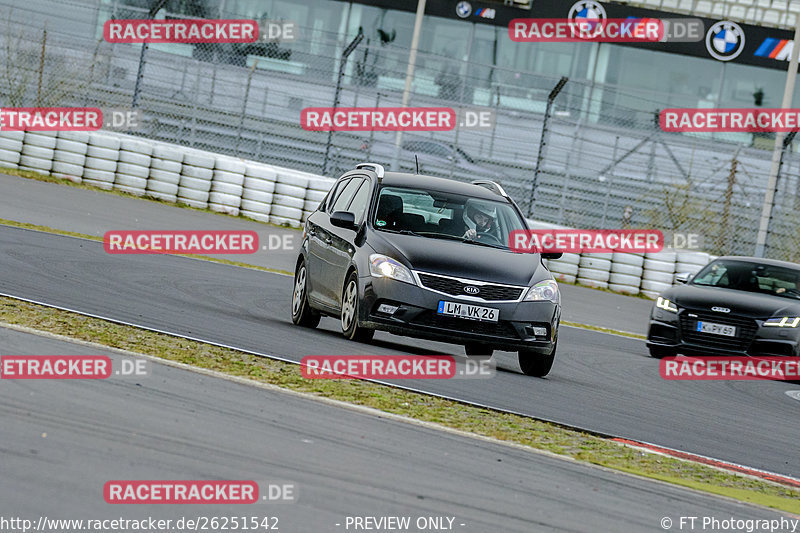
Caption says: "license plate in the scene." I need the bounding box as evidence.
[696,321,736,337]
[437,300,499,322]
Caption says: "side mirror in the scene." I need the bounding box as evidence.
[330,211,357,230]
[674,272,692,284]
[542,252,563,260]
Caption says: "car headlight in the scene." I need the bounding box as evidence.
[763,317,800,327]
[524,280,559,302]
[656,297,678,313]
[369,254,415,285]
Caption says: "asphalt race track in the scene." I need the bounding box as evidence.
[2,224,800,481]
[3,326,794,532]
[0,174,654,335]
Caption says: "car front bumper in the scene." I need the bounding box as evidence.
[647,308,800,357]
[358,274,559,353]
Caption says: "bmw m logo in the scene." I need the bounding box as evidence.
[455,1,472,18]
[464,286,480,294]
[711,306,731,313]
[705,21,745,61]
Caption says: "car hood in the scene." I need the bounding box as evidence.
[369,231,546,286]
[665,284,800,318]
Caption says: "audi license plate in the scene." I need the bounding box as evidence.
[696,321,736,337]
[437,301,499,322]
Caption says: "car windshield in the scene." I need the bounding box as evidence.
[691,259,800,300]
[373,186,526,250]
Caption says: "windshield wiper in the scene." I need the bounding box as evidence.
[382,229,509,250]
[463,238,507,250]
[381,228,425,238]
[421,232,508,250]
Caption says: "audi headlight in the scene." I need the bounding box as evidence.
[524,280,559,303]
[369,254,415,285]
[656,297,678,313]
[763,317,800,327]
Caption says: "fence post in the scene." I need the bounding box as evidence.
[761,131,797,257]
[322,30,364,175]
[36,27,46,106]
[235,61,257,156]
[529,76,567,216]
[131,0,168,109]
[366,91,383,160]
[556,116,583,225]
[719,146,739,253]
[600,136,619,228]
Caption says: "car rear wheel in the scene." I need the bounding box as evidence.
[341,272,374,342]
[518,341,556,377]
[648,345,675,359]
[291,261,320,328]
[464,342,494,357]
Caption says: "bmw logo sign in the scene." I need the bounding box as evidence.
[456,1,472,18]
[568,1,607,39]
[705,21,745,61]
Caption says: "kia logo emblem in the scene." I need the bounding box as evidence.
[464,286,480,294]
[711,306,730,313]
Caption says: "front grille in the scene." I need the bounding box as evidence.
[417,273,524,301]
[678,311,757,352]
[411,311,520,339]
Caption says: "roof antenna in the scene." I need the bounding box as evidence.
[415,154,419,174]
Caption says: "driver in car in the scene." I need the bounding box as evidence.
[463,203,499,241]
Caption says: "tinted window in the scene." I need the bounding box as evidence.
[346,180,372,224]
[331,178,363,212]
[324,178,350,212]
[692,260,800,299]
[374,186,526,250]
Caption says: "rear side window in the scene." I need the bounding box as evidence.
[346,180,372,224]
[331,178,364,212]
[325,178,350,213]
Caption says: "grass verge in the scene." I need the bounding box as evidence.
[1,295,799,514]
[561,320,646,340]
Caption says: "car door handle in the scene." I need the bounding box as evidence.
[324,236,332,244]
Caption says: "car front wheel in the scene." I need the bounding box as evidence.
[291,260,320,328]
[518,341,556,377]
[341,272,374,342]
